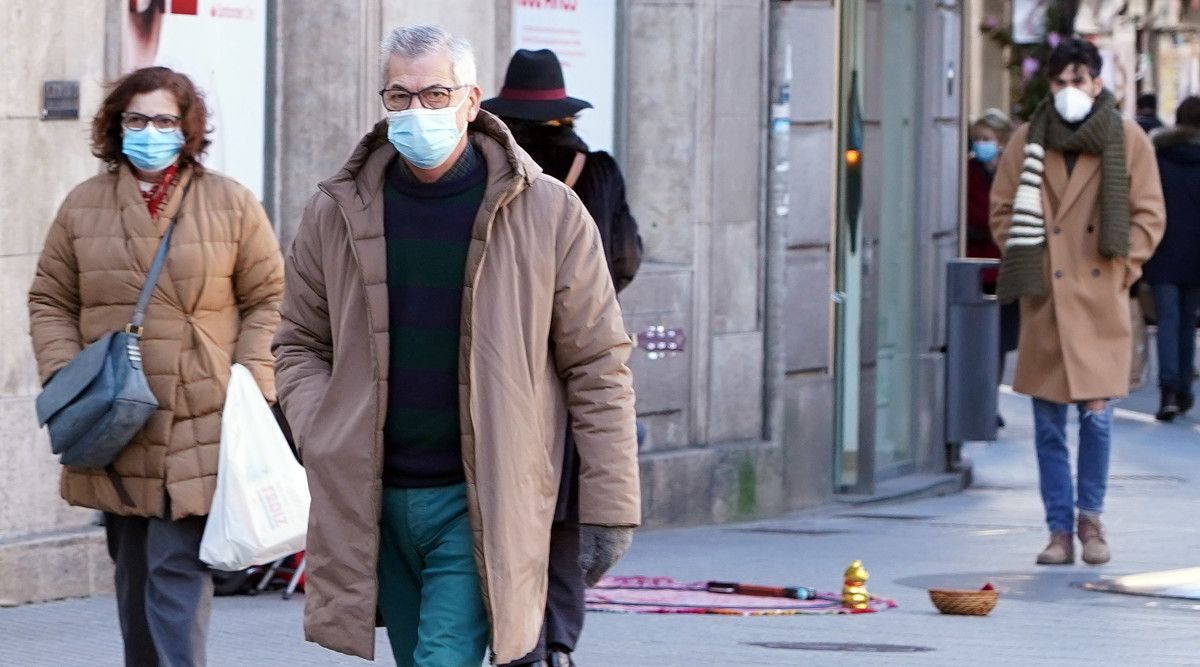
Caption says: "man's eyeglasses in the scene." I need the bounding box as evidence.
[121,112,182,132]
[379,84,468,112]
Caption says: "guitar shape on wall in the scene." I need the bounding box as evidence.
[633,325,687,360]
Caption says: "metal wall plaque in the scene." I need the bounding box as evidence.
[42,80,80,120]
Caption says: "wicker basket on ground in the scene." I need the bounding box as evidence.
[928,586,999,616]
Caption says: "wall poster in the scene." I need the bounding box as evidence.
[511,0,618,153]
[123,0,267,199]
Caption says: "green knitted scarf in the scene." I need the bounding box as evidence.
[996,89,1130,304]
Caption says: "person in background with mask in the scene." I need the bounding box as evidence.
[272,25,641,667]
[990,39,1164,566]
[966,108,1018,429]
[28,66,284,666]
[482,48,643,667]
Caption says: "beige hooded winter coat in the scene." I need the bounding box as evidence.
[272,112,641,662]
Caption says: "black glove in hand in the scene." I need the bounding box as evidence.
[578,524,634,587]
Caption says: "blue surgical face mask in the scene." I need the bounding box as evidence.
[972,140,999,164]
[122,127,185,172]
[387,94,469,170]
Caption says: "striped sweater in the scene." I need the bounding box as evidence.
[381,148,487,487]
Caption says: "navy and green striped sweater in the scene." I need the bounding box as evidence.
[382,148,487,488]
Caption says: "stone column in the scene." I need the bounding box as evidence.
[779,0,839,509]
[0,0,115,606]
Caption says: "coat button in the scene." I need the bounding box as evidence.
[1087,225,1096,233]
[1054,270,1064,279]
[186,315,194,324]
[1053,226,1062,234]
[1091,268,1101,277]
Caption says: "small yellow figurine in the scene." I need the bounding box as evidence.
[842,560,870,610]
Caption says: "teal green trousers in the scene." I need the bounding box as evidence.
[377,483,489,667]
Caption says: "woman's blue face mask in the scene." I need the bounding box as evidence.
[972,140,999,164]
[122,127,185,172]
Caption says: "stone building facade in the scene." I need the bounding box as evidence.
[0,0,966,604]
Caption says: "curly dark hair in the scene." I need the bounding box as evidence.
[1045,38,1103,81]
[91,66,210,173]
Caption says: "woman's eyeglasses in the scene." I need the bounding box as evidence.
[121,112,182,132]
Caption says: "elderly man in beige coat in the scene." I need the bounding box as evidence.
[991,39,1164,567]
[272,25,640,666]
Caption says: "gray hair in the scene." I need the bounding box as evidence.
[380,25,477,87]
[972,108,1014,144]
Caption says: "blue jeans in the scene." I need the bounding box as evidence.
[1151,283,1200,395]
[1032,399,1113,534]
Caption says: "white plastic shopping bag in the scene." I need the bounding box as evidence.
[200,364,310,571]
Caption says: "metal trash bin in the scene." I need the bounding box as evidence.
[945,258,1000,465]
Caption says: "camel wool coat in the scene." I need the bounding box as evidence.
[990,118,1165,403]
[272,112,641,663]
[28,166,284,519]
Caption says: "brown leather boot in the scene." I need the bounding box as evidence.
[1077,515,1111,565]
[1036,532,1074,565]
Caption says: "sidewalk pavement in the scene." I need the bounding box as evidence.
[2,390,1197,666]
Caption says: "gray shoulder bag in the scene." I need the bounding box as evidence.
[35,180,192,484]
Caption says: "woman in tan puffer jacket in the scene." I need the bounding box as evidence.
[27,66,283,666]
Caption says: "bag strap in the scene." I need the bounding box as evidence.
[126,177,194,339]
[563,152,586,190]
[105,464,136,507]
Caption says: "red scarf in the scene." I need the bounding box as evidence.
[141,164,180,220]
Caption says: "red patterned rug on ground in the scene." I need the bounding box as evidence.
[586,576,898,615]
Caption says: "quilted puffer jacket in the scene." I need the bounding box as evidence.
[28,165,284,519]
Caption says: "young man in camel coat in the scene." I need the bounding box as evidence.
[990,39,1164,566]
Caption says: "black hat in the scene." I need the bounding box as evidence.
[482,49,593,121]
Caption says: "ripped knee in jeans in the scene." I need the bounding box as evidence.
[1081,405,1111,421]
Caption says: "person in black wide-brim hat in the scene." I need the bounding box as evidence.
[483,49,641,292]
[484,49,644,667]
[482,49,593,122]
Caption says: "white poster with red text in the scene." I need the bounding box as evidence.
[122,0,266,200]
[512,0,617,153]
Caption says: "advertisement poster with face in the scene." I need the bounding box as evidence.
[1011,0,1050,45]
[512,0,617,153]
[123,0,266,200]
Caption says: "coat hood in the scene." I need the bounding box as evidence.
[318,110,544,212]
[1154,126,1200,164]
